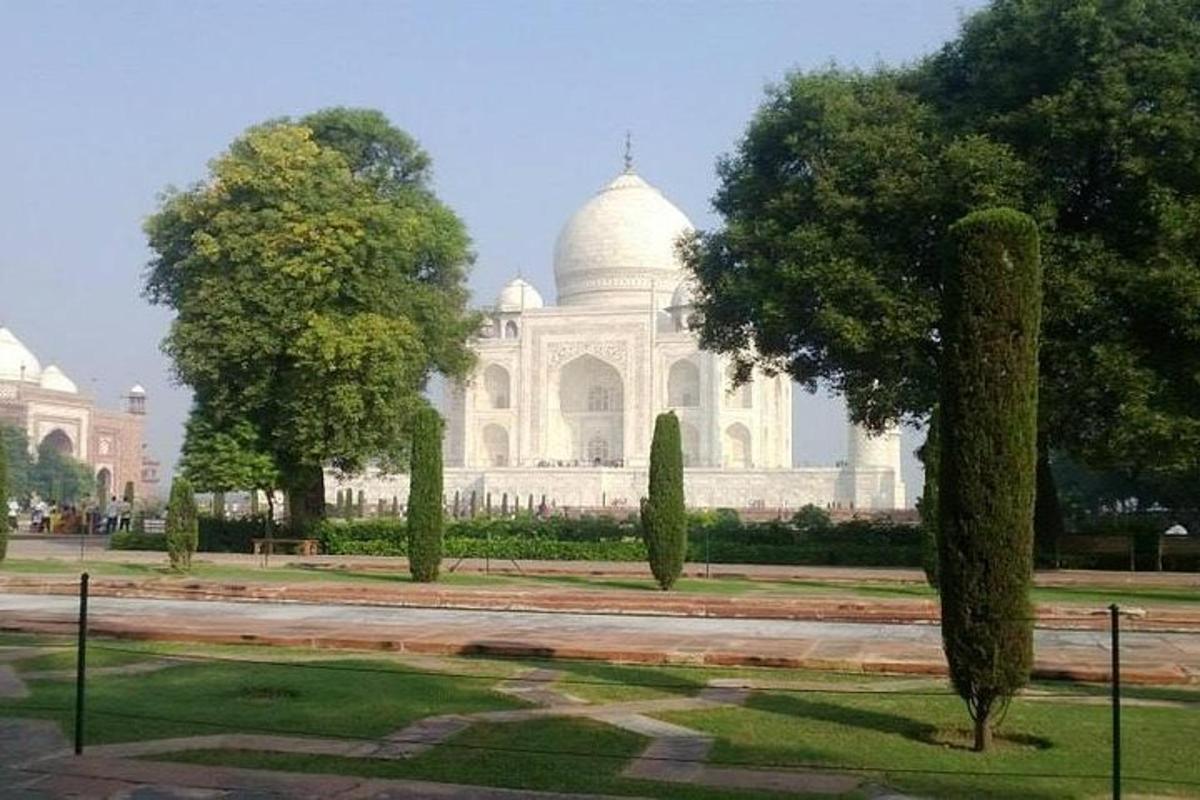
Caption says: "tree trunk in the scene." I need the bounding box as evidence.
[973,713,992,752]
[284,465,326,534]
[1034,442,1066,569]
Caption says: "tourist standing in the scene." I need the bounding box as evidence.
[118,496,131,531]
[105,496,118,534]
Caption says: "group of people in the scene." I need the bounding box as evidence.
[10,495,133,535]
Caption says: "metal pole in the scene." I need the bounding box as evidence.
[1110,603,1121,800]
[705,524,710,579]
[74,572,89,755]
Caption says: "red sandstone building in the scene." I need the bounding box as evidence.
[0,326,151,501]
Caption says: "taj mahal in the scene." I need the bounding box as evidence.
[333,159,907,511]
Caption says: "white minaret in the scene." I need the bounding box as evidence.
[845,421,906,509]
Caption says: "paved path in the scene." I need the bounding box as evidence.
[2,592,1197,683]
[10,533,1200,587]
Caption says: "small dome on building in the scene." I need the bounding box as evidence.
[495,277,544,311]
[129,384,146,395]
[553,169,694,307]
[0,326,42,383]
[40,365,78,394]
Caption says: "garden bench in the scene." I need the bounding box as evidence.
[252,537,319,556]
[1156,536,1200,571]
[1055,535,1136,571]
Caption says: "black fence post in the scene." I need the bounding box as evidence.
[1110,603,1121,800]
[74,572,89,755]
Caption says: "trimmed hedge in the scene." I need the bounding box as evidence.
[316,513,922,566]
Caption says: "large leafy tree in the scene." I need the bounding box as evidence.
[684,0,1200,508]
[145,109,476,530]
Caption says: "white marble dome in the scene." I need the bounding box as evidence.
[0,326,42,383]
[553,169,694,307]
[495,277,544,311]
[39,364,78,394]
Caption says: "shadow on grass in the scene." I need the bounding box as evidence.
[747,692,1053,753]
[535,658,707,698]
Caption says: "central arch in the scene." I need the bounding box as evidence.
[557,354,624,463]
[41,428,74,457]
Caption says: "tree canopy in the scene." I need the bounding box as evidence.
[684,0,1200,487]
[145,108,476,528]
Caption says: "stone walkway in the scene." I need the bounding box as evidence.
[3,592,1197,684]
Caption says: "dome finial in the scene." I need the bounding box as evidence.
[623,130,633,173]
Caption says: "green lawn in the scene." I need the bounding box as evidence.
[2,638,1197,798]
[160,718,792,800]
[657,690,1200,799]
[3,556,1195,607]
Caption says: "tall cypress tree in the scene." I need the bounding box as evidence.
[939,208,1042,752]
[0,438,10,561]
[166,477,200,572]
[641,412,687,590]
[407,406,444,582]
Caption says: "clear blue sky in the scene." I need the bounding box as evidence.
[0,0,985,495]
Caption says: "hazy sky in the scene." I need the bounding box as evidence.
[0,0,986,496]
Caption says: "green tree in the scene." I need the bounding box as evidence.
[683,0,1200,524]
[0,429,9,557]
[144,109,476,532]
[641,412,687,590]
[166,477,200,572]
[179,406,280,523]
[0,424,32,501]
[30,441,93,503]
[939,209,1041,752]
[407,405,443,582]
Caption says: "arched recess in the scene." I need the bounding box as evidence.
[680,421,700,467]
[558,354,624,462]
[41,428,74,457]
[504,320,519,339]
[723,423,752,468]
[482,364,511,409]
[586,435,610,464]
[667,360,700,408]
[724,364,753,409]
[482,423,510,466]
[96,467,112,504]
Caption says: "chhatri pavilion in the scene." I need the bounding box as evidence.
[333,158,906,511]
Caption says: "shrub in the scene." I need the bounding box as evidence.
[0,440,8,561]
[110,532,168,551]
[641,412,686,589]
[407,406,444,582]
[939,208,1041,751]
[166,477,200,571]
